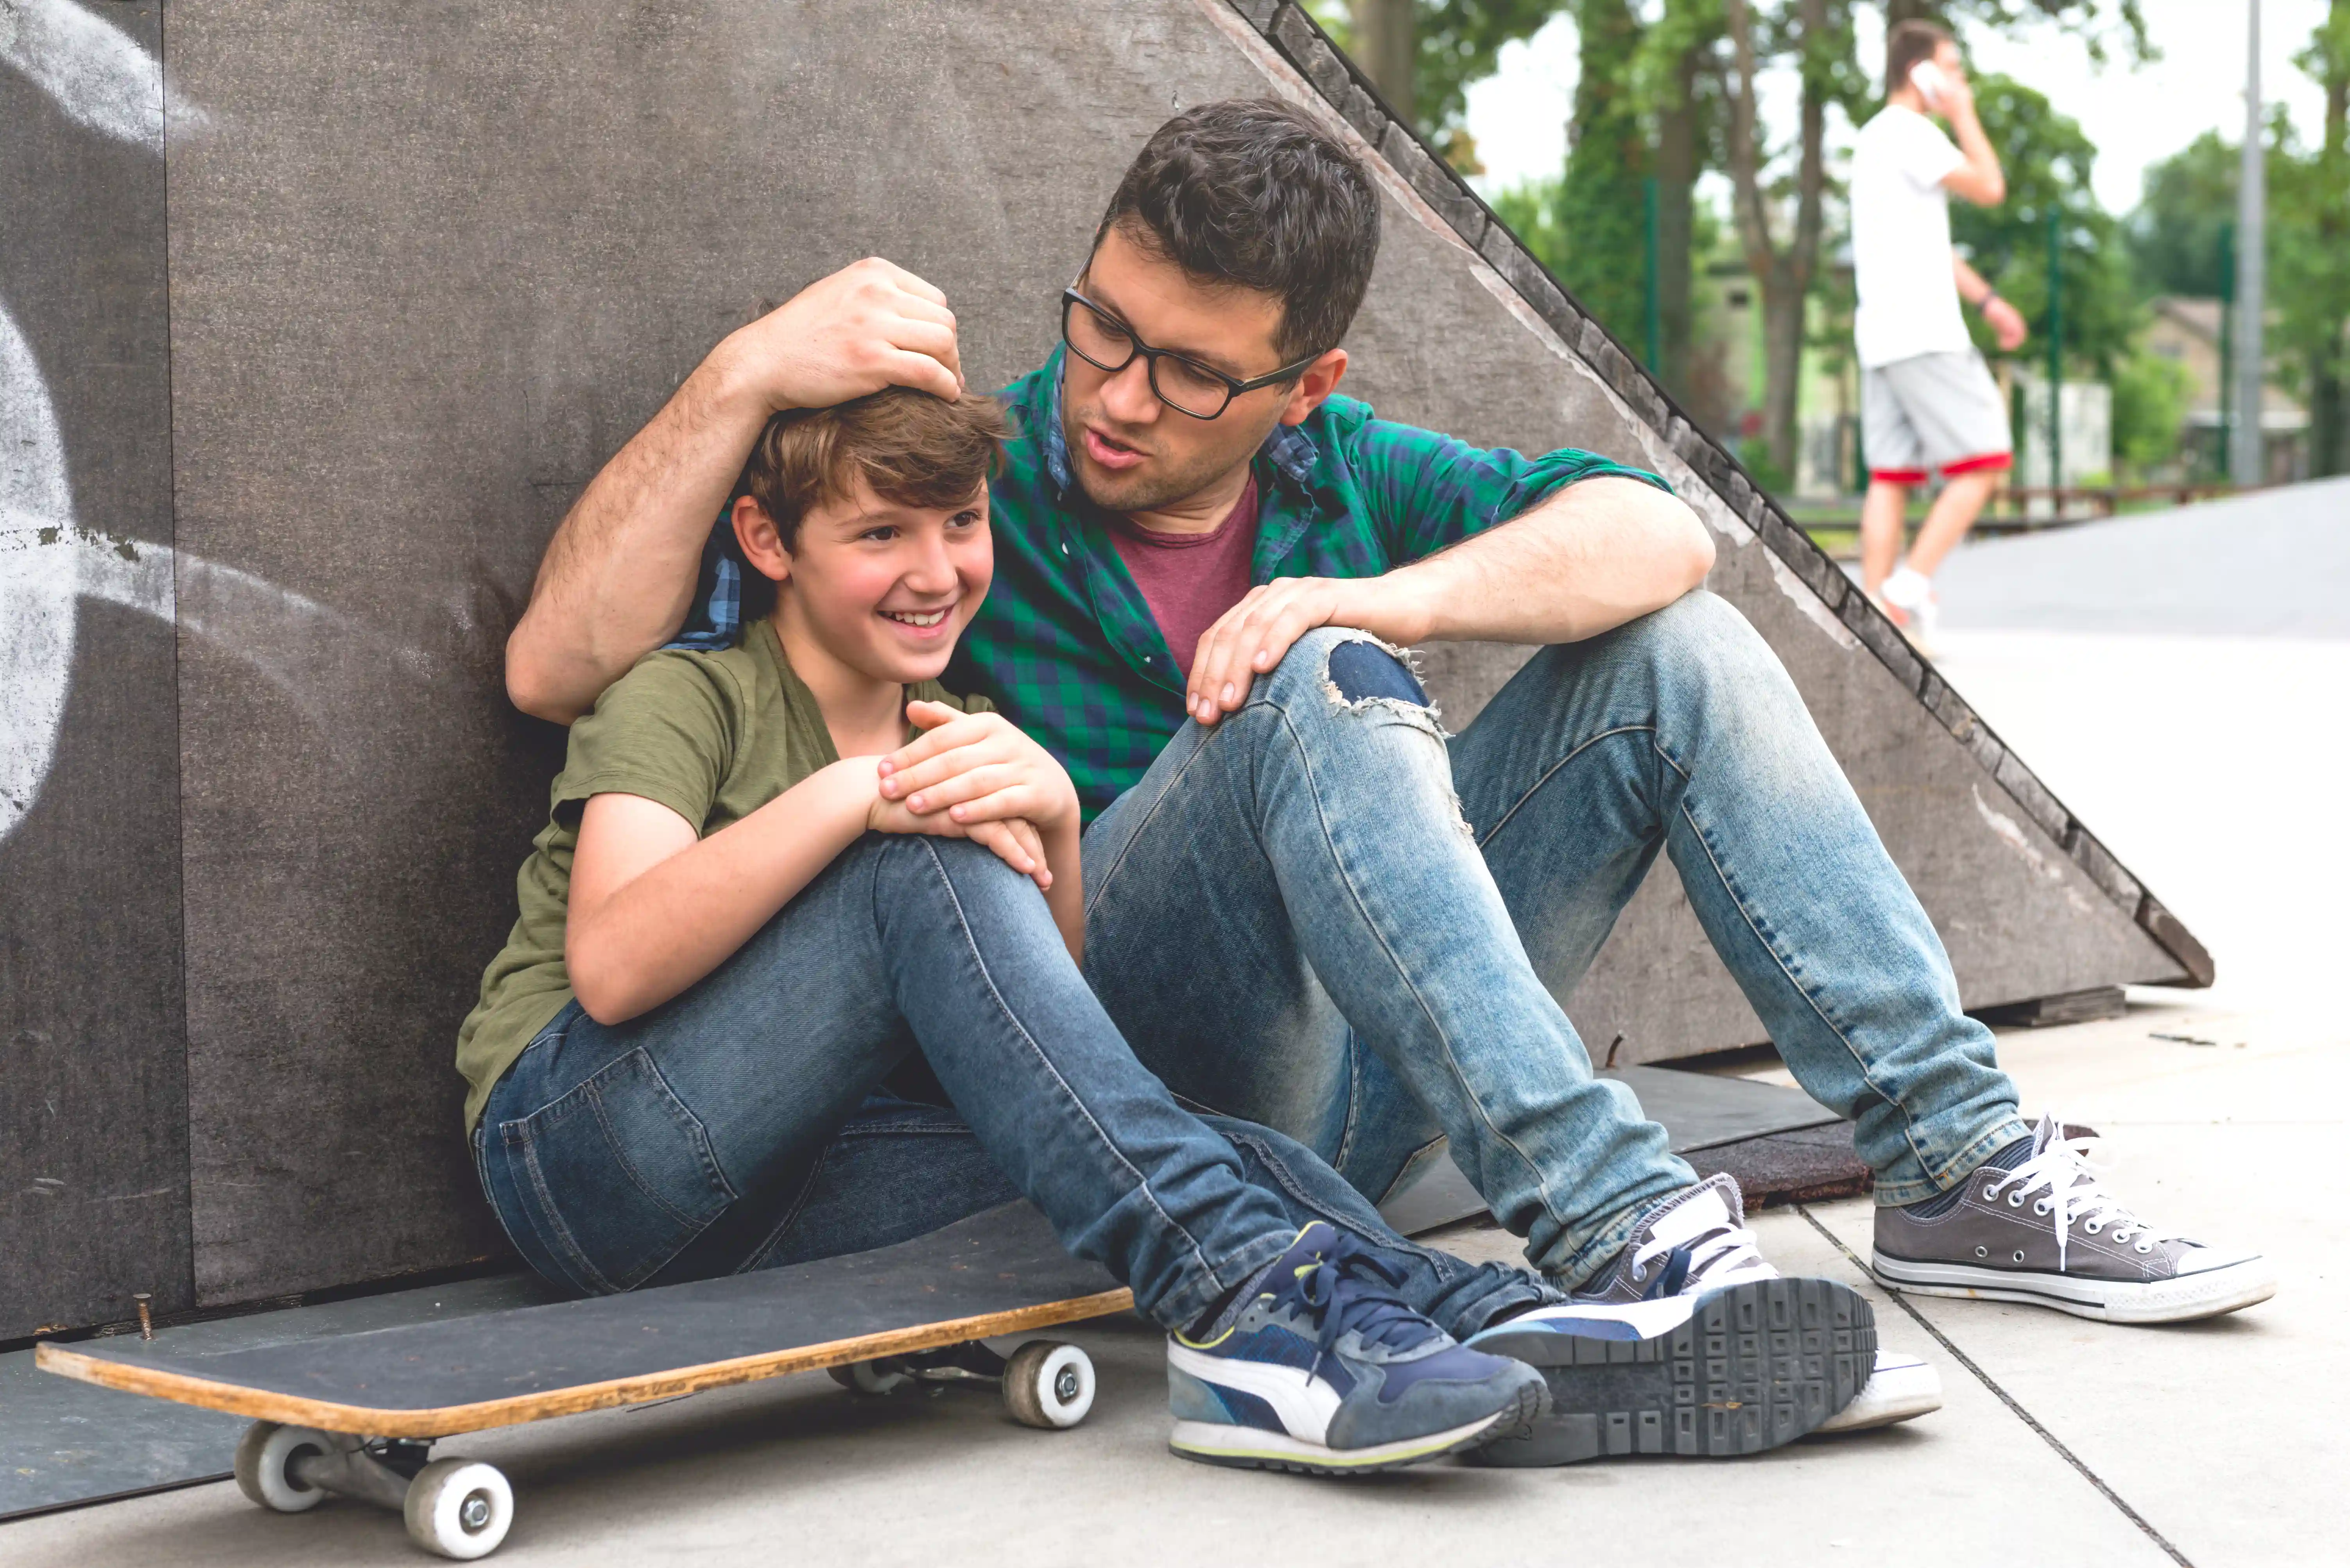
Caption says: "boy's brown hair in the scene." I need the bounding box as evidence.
[1885,18,1954,98]
[734,387,1012,616]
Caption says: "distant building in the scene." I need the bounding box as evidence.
[2146,297,2307,484]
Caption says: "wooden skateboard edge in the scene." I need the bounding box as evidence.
[32,1287,1136,1439]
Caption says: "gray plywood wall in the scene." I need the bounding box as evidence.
[0,0,2203,1338]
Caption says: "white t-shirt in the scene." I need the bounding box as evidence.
[1850,105,1969,369]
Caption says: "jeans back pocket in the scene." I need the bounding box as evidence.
[501,1046,736,1294]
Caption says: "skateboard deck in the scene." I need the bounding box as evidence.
[38,1201,1130,1438]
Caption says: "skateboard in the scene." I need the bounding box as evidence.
[37,1203,1131,1559]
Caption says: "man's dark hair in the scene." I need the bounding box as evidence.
[1886,18,1955,98]
[1092,98,1380,364]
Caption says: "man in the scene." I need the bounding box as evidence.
[507,100,2273,1453]
[1853,19,2031,655]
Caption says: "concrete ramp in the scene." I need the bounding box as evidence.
[0,0,2202,1336]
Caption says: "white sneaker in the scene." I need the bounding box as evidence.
[1814,1348,1943,1432]
[1879,567,1940,659]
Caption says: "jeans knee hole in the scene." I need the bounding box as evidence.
[1325,639,1428,707]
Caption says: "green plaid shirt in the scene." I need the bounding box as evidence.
[680,348,1669,819]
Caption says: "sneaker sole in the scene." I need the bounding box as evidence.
[1464,1278,1875,1466]
[1871,1250,2278,1324]
[1167,1380,1546,1477]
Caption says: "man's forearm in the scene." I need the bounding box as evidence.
[1952,254,1990,306]
[506,356,768,721]
[504,257,967,722]
[1375,476,1716,646]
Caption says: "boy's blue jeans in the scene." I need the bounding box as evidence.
[1080,592,2028,1289]
[473,832,1555,1335]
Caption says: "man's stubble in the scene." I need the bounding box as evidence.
[1061,391,1282,518]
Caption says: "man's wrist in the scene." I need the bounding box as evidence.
[701,333,793,420]
[1352,570,1439,648]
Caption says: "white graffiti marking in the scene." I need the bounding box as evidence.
[3,294,432,843]
[0,0,201,149]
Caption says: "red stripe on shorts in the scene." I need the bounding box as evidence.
[1941,452,2014,476]
[1870,468,1930,484]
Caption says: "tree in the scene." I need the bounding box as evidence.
[1556,0,1653,343]
[2284,0,2349,474]
[1332,1,1563,167]
[2129,131,2235,298]
[2130,11,2350,482]
[1721,0,1862,481]
[1354,0,1421,121]
[1634,0,1728,397]
[2110,346,2194,477]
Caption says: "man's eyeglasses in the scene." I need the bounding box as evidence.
[1060,288,1320,421]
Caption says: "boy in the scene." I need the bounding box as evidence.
[456,386,1558,1473]
[1853,20,2027,653]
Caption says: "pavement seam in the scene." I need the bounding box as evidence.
[1794,1204,2196,1568]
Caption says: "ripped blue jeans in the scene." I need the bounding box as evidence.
[1079,593,2027,1288]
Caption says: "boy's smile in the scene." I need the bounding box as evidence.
[731,476,994,718]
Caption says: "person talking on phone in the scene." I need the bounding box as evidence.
[1852,19,2028,656]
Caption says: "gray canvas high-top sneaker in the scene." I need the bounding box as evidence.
[1874,1113,2277,1324]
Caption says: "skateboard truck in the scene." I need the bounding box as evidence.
[831,1337,1097,1430]
[234,1423,515,1559]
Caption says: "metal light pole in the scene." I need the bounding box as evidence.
[2047,207,2063,499]
[2233,0,2267,486]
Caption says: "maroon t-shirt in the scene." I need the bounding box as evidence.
[1110,476,1260,682]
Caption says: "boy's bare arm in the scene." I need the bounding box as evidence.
[565,762,881,1023]
[505,259,966,723]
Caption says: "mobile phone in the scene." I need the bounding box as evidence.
[1909,61,1948,110]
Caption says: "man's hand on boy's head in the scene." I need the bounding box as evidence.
[877,703,1081,834]
[716,258,965,415]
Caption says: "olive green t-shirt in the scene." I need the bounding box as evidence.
[455,618,991,1131]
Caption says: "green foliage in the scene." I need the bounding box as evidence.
[1316,1,1567,153]
[2109,346,2195,472]
[2125,88,2350,461]
[1415,0,1567,145]
[2128,131,2235,297]
[1890,2,2152,69]
[1948,73,2136,375]
[1488,175,1569,274]
[1557,0,1651,342]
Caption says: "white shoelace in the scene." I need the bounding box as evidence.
[1979,1123,2165,1272]
[1629,1193,1777,1291]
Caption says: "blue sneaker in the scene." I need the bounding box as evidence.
[1463,1178,1874,1465]
[1166,1223,1549,1474]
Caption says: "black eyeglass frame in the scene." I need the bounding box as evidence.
[1059,288,1321,420]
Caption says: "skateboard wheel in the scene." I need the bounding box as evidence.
[1002,1341,1094,1430]
[233,1421,330,1513]
[404,1458,513,1560]
[831,1359,910,1396]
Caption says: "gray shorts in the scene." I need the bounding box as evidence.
[1862,349,2013,482]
